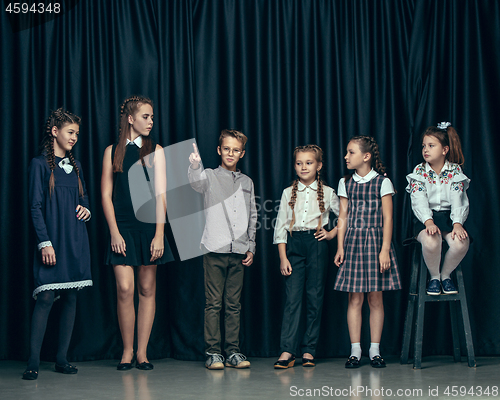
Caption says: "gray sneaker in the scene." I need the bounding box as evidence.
[225,352,250,369]
[205,353,225,370]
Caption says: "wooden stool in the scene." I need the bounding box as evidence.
[400,239,476,368]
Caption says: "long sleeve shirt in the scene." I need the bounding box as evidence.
[273,180,340,244]
[406,161,470,225]
[188,165,257,254]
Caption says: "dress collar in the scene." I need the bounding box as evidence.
[424,160,450,175]
[352,168,378,182]
[297,180,318,191]
[126,136,143,148]
[58,157,73,174]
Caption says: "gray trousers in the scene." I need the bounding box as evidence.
[203,252,245,355]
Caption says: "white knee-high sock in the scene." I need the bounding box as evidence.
[441,233,469,280]
[417,230,442,280]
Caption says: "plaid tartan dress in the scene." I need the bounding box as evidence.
[334,175,401,292]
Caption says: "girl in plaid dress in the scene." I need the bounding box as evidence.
[273,145,339,368]
[334,136,401,369]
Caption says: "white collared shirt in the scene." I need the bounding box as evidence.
[126,136,143,148]
[273,180,340,244]
[406,161,470,225]
[337,169,395,198]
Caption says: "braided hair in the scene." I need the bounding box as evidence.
[113,96,154,172]
[345,136,386,182]
[41,108,83,197]
[288,144,326,234]
[421,125,464,165]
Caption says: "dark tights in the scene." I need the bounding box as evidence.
[26,289,77,371]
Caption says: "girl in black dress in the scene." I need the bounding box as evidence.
[24,108,92,380]
[101,96,173,371]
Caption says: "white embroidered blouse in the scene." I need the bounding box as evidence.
[273,180,340,244]
[406,161,470,225]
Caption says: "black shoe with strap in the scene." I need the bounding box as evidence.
[345,356,360,368]
[22,369,38,380]
[370,355,386,368]
[55,363,78,374]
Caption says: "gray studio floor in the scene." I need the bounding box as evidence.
[1,356,499,400]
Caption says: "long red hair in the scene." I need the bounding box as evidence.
[113,96,154,172]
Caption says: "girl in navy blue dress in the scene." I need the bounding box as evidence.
[23,108,92,380]
[101,96,173,371]
[334,136,401,369]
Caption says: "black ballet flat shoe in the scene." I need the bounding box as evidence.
[345,356,360,369]
[55,363,78,374]
[302,357,316,367]
[117,354,135,370]
[117,360,134,371]
[22,369,38,380]
[117,362,133,371]
[274,355,295,369]
[370,355,386,368]
[136,361,154,370]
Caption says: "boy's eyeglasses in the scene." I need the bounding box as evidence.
[221,147,242,155]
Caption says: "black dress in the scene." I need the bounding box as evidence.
[29,155,93,298]
[104,142,174,266]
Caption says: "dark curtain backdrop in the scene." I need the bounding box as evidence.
[1,0,499,362]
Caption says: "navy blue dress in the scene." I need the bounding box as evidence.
[104,142,174,266]
[29,155,93,298]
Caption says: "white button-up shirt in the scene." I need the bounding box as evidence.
[273,180,340,244]
[406,161,470,225]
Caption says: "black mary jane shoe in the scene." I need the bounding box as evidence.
[22,369,38,380]
[345,356,360,369]
[55,363,78,374]
[274,355,295,369]
[136,361,154,370]
[370,355,386,368]
[302,357,316,367]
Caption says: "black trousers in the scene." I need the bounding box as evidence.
[280,231,328,357]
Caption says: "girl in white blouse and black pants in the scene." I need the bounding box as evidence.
[406,123,470,295]
[273,145,339,368]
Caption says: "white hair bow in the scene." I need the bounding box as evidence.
[437,121,451,130]
[58,158,73,174]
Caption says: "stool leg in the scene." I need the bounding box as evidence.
[413,254,427,369]
[401,245,421,364]
[449,301,461,362]
[455,265,476,368]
